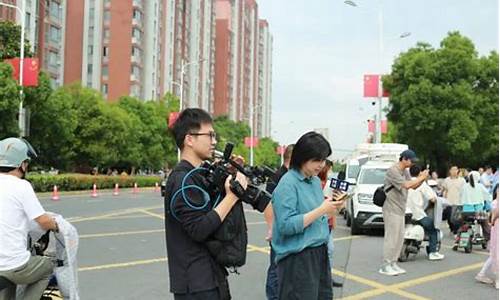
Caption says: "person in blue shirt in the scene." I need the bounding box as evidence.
[271,132,346,300]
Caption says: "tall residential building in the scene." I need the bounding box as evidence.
[214,0,272,137]
[163,0,215,111]
[1,0,67,87]
[257,19,272,137]
[64,0,166,101]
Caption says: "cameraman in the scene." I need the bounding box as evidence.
[0,138,59,300]
[164,108,248,300]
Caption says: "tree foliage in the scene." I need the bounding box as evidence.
[383,32,498,174]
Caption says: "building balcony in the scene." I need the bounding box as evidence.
[130,73,140,82]
[132,0,143,10]
[131,55,142,65]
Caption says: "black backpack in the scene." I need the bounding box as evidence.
[373,185,394,207]
[205,201,248,268]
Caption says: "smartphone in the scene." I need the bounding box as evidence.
[329,178,350,192]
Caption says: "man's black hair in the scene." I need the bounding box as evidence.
[409,165,421,177]
[0,166,16,173]
[290,131,331,170]
[171,108,213,150]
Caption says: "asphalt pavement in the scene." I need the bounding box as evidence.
[38,190,498,299]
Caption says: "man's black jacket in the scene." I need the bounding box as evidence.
[164,160,224,294]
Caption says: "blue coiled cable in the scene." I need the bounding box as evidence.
[169,167,221,221]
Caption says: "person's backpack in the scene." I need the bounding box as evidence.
[373,185,394,207]
[205,201,248,268]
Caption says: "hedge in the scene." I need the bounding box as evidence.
[27,173,162,193]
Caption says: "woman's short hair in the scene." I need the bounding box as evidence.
[290,131,332,170]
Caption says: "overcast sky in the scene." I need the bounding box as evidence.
[258,0,499,159]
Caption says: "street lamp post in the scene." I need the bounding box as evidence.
[174,58,206,161]
[344,0,411,143]
[0,0,26,137]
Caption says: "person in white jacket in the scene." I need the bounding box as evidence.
[407,165,445,261]
[0,138,59,300]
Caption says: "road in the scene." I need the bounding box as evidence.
[38,190,498,299]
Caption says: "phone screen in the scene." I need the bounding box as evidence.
[330,178,350,192]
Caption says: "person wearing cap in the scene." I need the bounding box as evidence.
[379,149,429,276]
[0,137,59,300]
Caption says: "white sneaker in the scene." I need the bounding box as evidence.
[391,262,406,274]
[378,264,399,276]
[475,274,494,284]
[429,252,445,261]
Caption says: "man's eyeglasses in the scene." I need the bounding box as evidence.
[189,131,217,140]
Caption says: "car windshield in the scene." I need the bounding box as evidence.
[358,168,387,185]
[347,165,360,179]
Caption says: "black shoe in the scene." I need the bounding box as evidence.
[332,279,343,287]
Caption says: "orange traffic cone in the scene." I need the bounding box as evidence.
[91,183,98,198]
[133,182,139,194]
[113,183,120,196]
[154,182,160,192]
[51,185,60,201]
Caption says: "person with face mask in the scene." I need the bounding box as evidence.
[0,138,59,300]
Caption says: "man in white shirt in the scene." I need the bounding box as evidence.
[0,138,59,300]
[407,165,445,261]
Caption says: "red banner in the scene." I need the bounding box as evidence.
[363,74,389,98]
[368,120,388,134]
[244,137,259,148]
[4,58,39,86]
[168,112,180,128]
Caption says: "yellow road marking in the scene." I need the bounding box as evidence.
[79,258,167,272]
[140,209,165,220]
[67,205,163,223]
[80,229,165,239]
[338,262,483,299]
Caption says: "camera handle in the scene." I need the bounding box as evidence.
[229,178,246,199]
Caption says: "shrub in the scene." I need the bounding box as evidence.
[28,173,162,192]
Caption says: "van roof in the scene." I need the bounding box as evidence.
[361,160,394,169]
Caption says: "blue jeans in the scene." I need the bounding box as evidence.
[266,245,278,300]
[418,216,438,253]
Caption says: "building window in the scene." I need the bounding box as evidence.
[88,46,93,55]
[102,84,108,94]
[131,65,140,77]
[49,25,61,42]
[48,51,58,66]
[132,9,142,22]
[49,2,61,19]
[103,10,110,23]
[102,66,109,77]
[103,29,110,39]
[103,46,108,57]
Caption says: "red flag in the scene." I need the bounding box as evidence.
[276,145,285,155]
[381,119,388,134]
[168,112,179,128]
[4,58,39,86]
[244,137,259,148]
[363,74,379,97]
[368,120,375,133]
[363,74,389,98]
[368,120,388,133]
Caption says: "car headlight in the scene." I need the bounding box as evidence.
[358,193,373,205]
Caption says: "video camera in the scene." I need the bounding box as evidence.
[200,143,273,212]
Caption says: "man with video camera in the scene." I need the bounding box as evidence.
[164,108,251,300]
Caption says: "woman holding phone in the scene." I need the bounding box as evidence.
[271,132,346,300]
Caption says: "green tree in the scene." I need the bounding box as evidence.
[383,32,499,174]
[26,74,78,170]
[213,115,250,151]
[0,21,33,59]
[0,63,20,138]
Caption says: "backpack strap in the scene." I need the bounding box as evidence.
[385,185,394,193]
